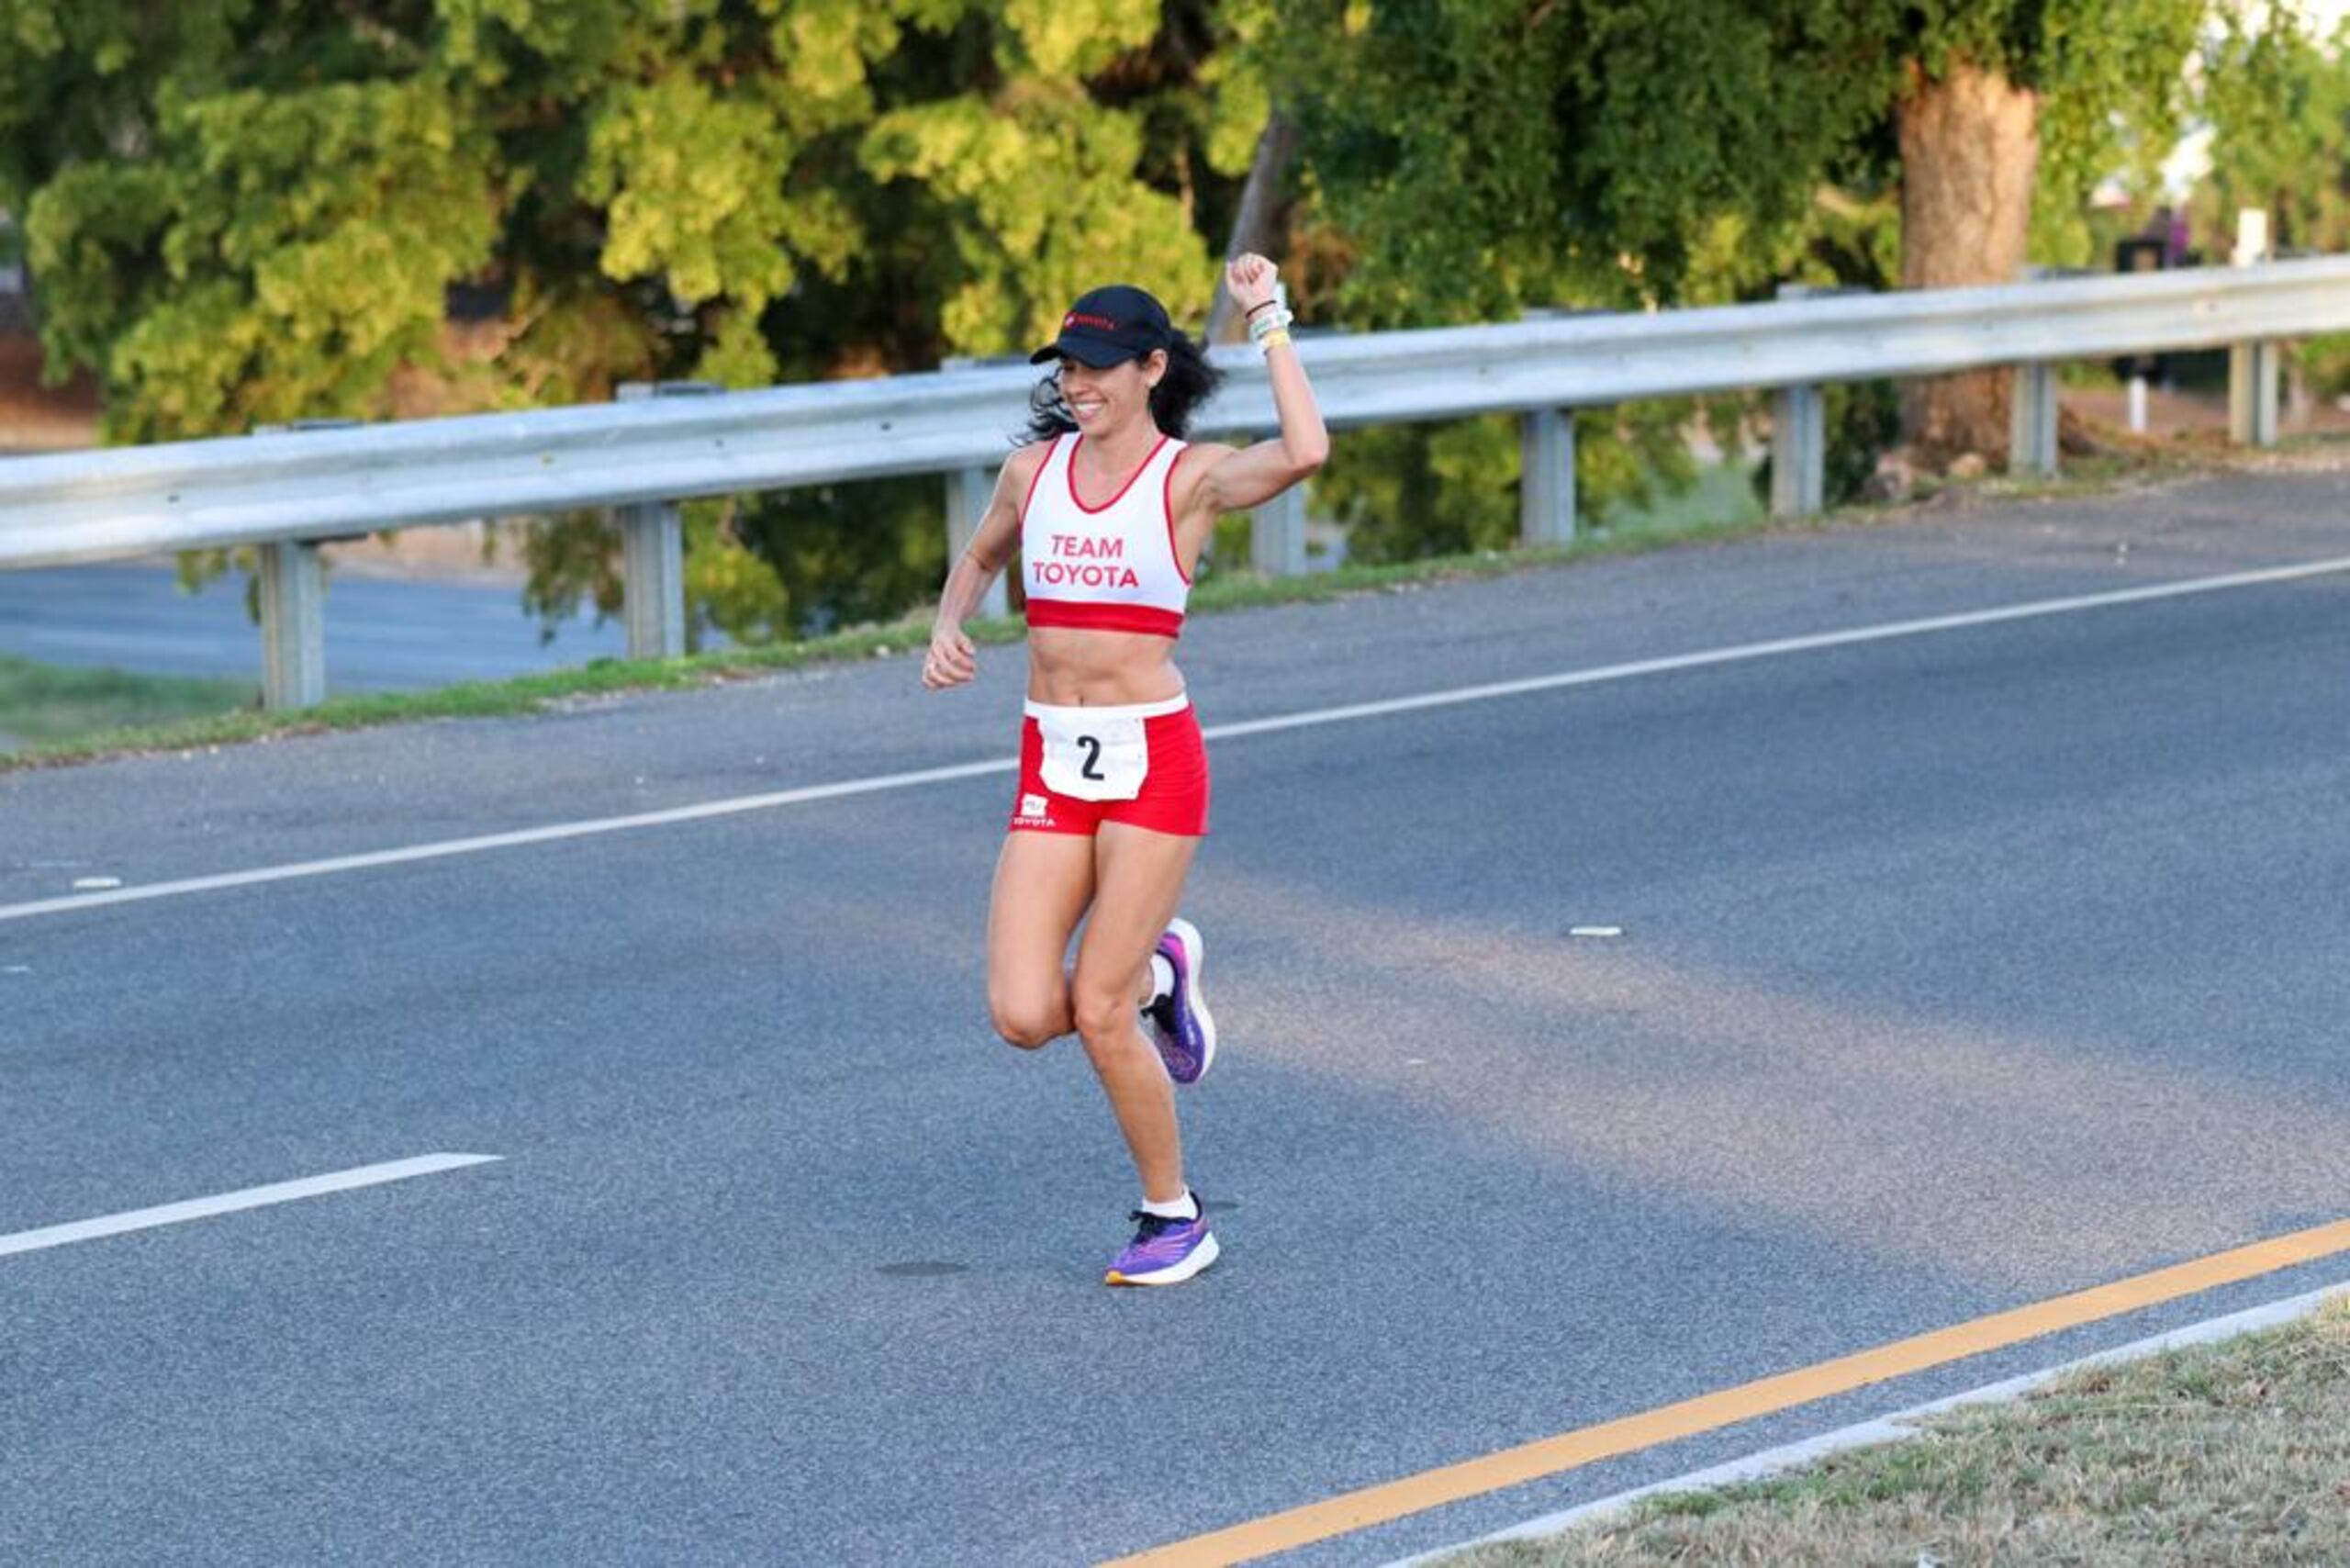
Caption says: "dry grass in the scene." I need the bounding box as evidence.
[1449,1296,2350,1567]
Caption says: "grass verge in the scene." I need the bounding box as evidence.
[0,657,258,749]
[0,507,1790,774]
[0,438,2320,777]
[1444,1294,2350,1567]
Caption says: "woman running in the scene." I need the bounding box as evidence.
[921,254,1327,1285]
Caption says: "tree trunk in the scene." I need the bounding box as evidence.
[1897,59,2039,465]
[1203,110,1299,344]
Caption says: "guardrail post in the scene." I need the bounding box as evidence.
[2230,340,2282,447]
[256,538,326,711]
[1519,408,1577,546]
[1770,385,1825,518]
[1769,284,1846,519]
[1250,486,1307,577]
[250,418,362,711]
[614,381,719,659]
[2009,363,2059,477]
[945,465,1010,618]
[2229,209,2279,449]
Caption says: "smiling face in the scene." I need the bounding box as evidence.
[1058,349,1167,436]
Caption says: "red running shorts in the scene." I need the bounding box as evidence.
[1008,696,1211,838]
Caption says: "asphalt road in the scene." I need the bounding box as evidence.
[0,562,626,690]
[5,465,2349,1565]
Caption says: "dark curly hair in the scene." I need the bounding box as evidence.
[1021,330,1223,446]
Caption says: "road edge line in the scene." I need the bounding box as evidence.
[1389,1274,2350,1566]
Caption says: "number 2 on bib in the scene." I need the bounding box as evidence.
[1035,711,1149,801]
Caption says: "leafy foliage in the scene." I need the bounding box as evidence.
[1260,0,1899,320]
[1261,0,2203,498]
[2,0,2244,635]
[2189,5,2350,399]
[2193,5,2350,258]
[7,0,1261,634]
[2016,0,2207,267]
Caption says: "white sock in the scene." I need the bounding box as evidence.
[1145,953,1176,1004]
[1139,1189,1199,1221]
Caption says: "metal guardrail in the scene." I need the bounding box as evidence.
[0,254,2329,705]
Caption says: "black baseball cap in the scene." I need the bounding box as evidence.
[1029,285,1174,367]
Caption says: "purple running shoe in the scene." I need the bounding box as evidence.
[1143,917,1216,1084]
[1105,1204,1220,1286]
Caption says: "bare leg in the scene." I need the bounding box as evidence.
[1071,823,1200,1204]
[985,833,1095,1049]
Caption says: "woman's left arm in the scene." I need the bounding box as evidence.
[1200,253,1329,513]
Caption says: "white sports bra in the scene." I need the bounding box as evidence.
[1019,433,1192,639]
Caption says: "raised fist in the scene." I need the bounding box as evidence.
[1225,252,1278,314]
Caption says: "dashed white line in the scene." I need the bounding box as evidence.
[0,1153,503,1259]
[3,553,2345,926]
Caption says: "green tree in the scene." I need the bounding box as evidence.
[2189,4,2350,408]
[1266,0,2205,465]
[2192,4,2350,255]
[4,0,1263,637]
[1893,0,2203,457]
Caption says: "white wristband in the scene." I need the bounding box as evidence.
[1248,306,1295,344]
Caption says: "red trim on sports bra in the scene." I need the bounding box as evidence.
[1066,432,1171,515]
[1162,445,1193,587]
[1025,599,1184,638]
[1017,434,1058,524]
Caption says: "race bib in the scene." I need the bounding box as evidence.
[1035,709,1150,801]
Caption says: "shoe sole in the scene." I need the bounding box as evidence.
[1165,916,1216,1083]
[1105,1230,1220,1286]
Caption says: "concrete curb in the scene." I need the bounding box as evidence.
[1391,1277,2350,1566]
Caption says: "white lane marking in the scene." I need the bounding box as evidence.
[1202,554,2350,741]
[0,757,1018,923]
[3,553,2346,927]
[0,1153,502,1260]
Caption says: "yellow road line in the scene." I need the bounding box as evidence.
[1107,1216,2350,1566]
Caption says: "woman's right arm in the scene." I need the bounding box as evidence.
[923,443,1045,690]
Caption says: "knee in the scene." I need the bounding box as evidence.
[1070,982,1139,1054]
[989,991,1060,1051]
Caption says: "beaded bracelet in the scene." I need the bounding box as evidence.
[1257,329,1292,354]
